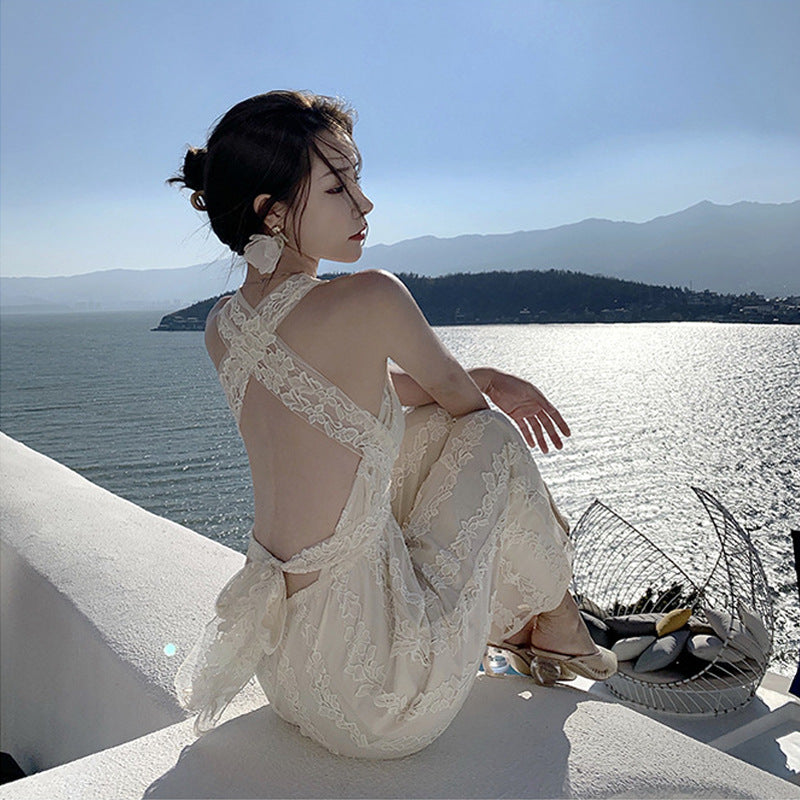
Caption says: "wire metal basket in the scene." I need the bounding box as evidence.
[570,487,774,716]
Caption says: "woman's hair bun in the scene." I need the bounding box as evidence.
[182,147,208,191]
[169,146,207,191]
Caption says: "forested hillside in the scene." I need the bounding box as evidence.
[153,269,800,331]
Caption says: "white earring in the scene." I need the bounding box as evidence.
[243,228,287,276]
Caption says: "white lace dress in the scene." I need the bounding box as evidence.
[175,272,574,758]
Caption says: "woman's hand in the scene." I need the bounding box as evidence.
[483,369,571,453]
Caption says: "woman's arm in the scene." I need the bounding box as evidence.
[389,365,494,407]
[390,362,569,452]
[363,271,488,418]
[362,271,569,447]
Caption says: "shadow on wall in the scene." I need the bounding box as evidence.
[144,676,576,799]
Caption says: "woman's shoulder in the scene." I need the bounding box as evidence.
[323,269,409,309]
[204,293,236,333]
[204,294,234,368]
[206,294,234,324]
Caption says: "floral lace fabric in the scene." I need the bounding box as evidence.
[175,273,574,758]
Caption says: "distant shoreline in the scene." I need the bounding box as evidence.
[2,309,797,325]
[152,269,800,331]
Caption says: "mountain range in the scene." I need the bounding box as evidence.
[354,200,799,295]
[2,200,797,313]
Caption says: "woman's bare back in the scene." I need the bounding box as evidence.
[206,273,390,594]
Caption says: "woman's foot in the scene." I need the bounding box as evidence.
[496,591,617,684]
[510,591,598,657]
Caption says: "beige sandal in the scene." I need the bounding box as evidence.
[527,644,618,682]
[484,643,570,685]
[485,642,617,686]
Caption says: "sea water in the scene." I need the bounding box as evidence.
[1,311,798,675]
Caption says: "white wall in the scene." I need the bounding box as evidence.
[0,541,183,773]
[0,432,244,774]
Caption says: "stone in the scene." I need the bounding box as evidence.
[578,597,607,619]
[580,611,611,648]
[704,607,764,661]
[736,600,771,652]
[688,616,715,636]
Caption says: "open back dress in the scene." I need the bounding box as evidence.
[175,272,574,759]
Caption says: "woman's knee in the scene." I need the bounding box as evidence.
[406,406,518,440]
[460,408,523,446]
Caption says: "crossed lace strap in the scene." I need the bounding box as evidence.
[180,275,402,733]
[216,276,320,425]
[217,275,398,460]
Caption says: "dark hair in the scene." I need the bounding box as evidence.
[169,90,363,255]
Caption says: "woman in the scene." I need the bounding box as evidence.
[172,90,616,759]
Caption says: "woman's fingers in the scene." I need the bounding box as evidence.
[531,391,570,439]
[548,404,571,438]
[511,410,536,448]
[538,412,563,450]
[502,384,571,452]
[528,414,548,453]
[510,402,568,451]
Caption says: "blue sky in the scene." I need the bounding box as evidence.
[1,0,798,278]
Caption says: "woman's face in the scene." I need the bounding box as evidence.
[283,132,373,263]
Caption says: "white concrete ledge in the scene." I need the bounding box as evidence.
[3,677,799,799]
[2,432,798,799]
[0,432,248,773]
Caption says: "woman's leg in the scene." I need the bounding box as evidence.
[392,403,607,667]
[390,404,454,528]
[395,405,572,636]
